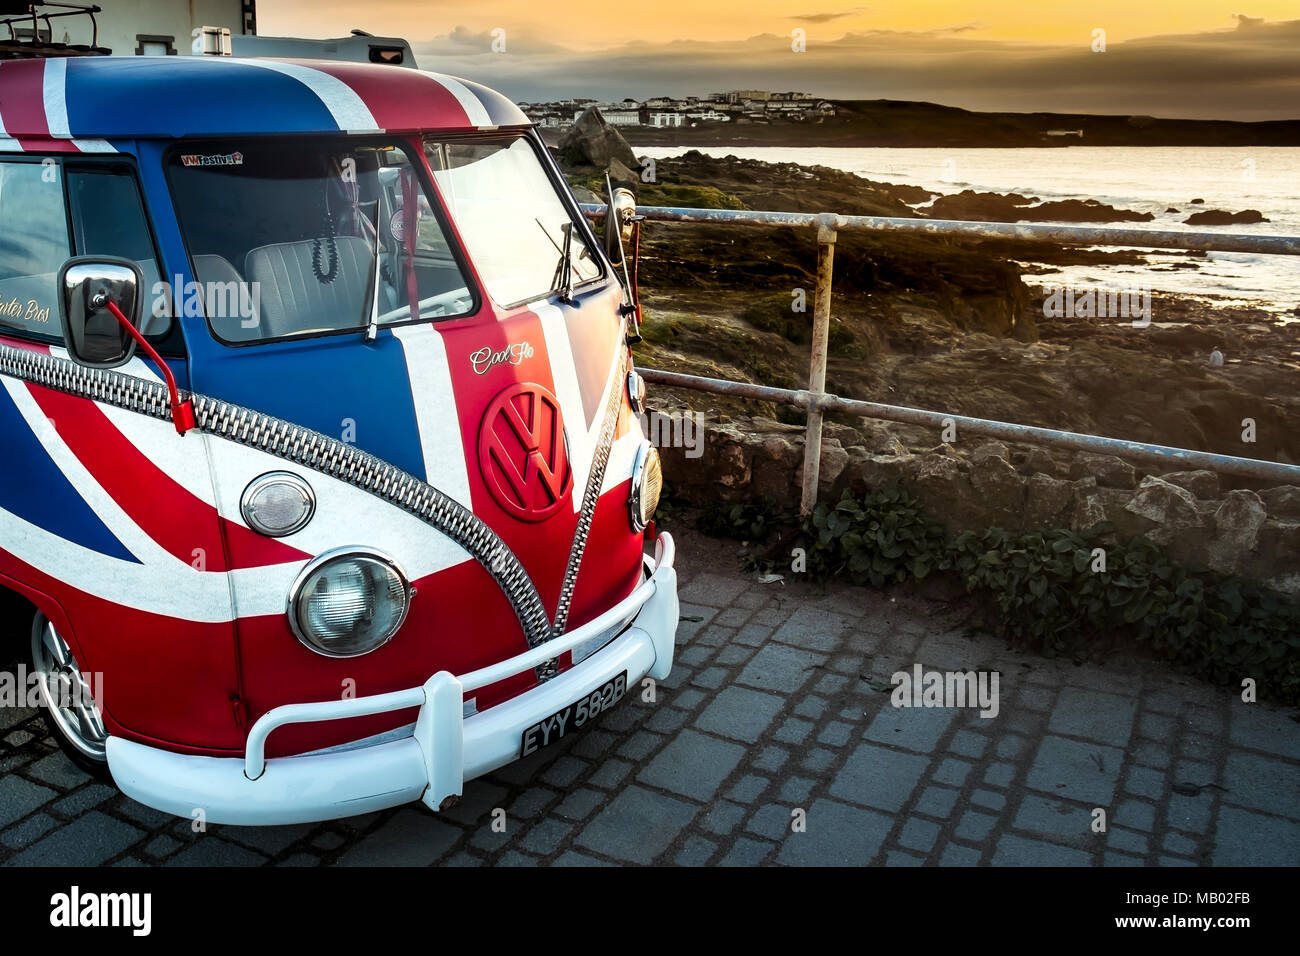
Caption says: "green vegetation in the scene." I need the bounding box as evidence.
[740,292,856,354]
[636,182,748,210]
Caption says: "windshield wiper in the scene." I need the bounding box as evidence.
[363,199,384,341]
[537,218,576,305]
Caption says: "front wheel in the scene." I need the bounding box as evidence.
[28,611,111,779]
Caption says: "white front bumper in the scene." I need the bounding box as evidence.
[106,535,679,826]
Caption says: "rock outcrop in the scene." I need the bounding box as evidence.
[558,107,639,174]
[925,190,1154,223]
[1183,208,1270,226]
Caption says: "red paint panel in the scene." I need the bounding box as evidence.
[0,547,243,752]
[0,60,49,138]
[15,139,80,153]
[308,63,472,131]
[0,334,49,353]
[237,558,535,758]
[25,384,308,571]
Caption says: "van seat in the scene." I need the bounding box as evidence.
[244,237,372,339]
[192,254,255,342]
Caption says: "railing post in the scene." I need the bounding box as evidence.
[800,214,837,516]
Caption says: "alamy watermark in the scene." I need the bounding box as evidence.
[150,274,261,329]
[891,664,1000,718]
[0,663,103,712]
[50,886,150,936]
[1041,281,1152,327]
[639,409,704,459]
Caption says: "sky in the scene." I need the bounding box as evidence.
[258,2,1300,120]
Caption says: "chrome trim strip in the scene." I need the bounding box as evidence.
[0,342,553,648]
[549,337,629,641]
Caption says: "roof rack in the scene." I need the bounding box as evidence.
[0,1,109,59]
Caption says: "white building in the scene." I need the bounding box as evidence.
[685,109,729,123]
[598,109,642,127]
[650,112,684,128]
[9,0,254,56]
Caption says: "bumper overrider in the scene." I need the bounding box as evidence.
[107,535,679,826]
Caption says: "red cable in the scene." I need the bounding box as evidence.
[631,221,643,326]
[104,299,195,435]
[401,168,421,323]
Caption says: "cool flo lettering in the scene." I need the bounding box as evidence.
[471,341,534,375]
[0,296,51,325]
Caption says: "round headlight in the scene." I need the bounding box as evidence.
[627,369,647,415]
[629,443,663,532]
[288,548,412,657]
[241,472,315,537]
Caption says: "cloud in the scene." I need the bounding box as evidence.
[415,18,1300,121]
[787,7,867,24]
[418,23,571,56]
[1233,13,1264,29]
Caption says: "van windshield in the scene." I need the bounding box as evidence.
[424,137,602,308]
[166,139,474,344]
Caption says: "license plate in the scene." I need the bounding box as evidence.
[520,671,627,757]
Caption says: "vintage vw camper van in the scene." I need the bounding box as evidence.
[0,52,677,825]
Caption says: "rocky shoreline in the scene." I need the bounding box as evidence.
[555,132,1300,590]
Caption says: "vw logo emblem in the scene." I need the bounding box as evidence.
[478,382,573,522]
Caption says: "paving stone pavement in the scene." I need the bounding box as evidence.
[1,527,1297,867]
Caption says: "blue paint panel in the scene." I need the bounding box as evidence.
[0,385,140,564]
[190,331,429,482]
[124,141,427,482]
[64,58,342,139]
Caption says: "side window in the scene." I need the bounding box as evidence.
[0,161,70,339]
[0,160,167,341]
[66,168,168,336]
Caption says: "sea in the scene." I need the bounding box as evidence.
[639,146,1300,317]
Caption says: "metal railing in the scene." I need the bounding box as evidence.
[582,202,1300,513]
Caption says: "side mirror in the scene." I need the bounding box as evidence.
[57,257,144,369]
[603,187,637,266]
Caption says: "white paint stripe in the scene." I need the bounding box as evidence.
[71,139,117,153]
[95,402,221,508]
[42,58,70,138]
[427,73,493,128]
[393,324,473,509]
[235,59,379,131]
[602,432,641,494]
[0,504,237,621]
[201,421,473,583]
[533,301,593,510]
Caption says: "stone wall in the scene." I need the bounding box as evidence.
[659,413,1300,594]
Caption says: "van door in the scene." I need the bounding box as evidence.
[0,153,245,752]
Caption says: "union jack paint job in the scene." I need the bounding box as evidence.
[0,53,667,792]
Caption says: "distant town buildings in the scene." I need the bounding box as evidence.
[517,90,838,129]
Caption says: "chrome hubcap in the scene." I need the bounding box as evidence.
[30,615,107,761]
